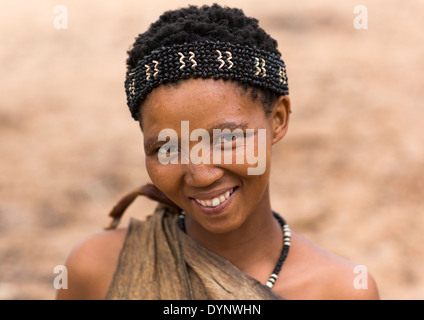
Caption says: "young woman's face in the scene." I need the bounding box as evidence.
[141,78,289,234]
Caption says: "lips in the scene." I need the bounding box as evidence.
[192,188,236,208]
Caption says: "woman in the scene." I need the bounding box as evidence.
[57,4,379,300]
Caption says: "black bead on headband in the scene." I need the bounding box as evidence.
[125,40,289,120]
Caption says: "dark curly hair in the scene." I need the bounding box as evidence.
[126,4,283,122]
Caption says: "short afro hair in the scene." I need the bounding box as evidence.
[126,4,283,121]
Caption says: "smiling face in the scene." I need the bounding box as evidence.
[141,78,290,235]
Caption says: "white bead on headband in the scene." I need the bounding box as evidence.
[125,40,289,120]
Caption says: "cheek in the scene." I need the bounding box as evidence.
[145,159,180,193]
[245,129,273,176]
[214,129,272,178]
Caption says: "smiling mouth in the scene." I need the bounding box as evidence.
[193,188,236,208]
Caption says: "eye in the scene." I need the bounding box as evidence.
[157,145,179,157]
[213,132,244,148]
[218,134,236,143]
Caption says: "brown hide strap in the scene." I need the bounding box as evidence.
[105,183,181,230]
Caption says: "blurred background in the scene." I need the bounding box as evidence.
[0,0,423,299]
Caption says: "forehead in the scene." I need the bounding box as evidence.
[140,78,266,131]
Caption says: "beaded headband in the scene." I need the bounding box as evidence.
[125,40,289,120]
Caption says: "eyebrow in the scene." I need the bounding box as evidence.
[211,121,249,131]
[143,121,249,151]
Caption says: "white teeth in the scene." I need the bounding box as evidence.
[195,188,234,208]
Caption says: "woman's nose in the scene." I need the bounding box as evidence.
[183,162,224,188]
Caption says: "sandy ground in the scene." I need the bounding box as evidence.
[0,0,423,300]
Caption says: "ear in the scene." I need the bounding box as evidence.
[271,95,291,145]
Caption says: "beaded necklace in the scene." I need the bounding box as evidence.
[177,211,291,289]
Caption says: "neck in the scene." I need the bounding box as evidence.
[184,193,283,281]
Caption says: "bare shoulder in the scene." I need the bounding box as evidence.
[280,231,380,300]
[55,227,128,300]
